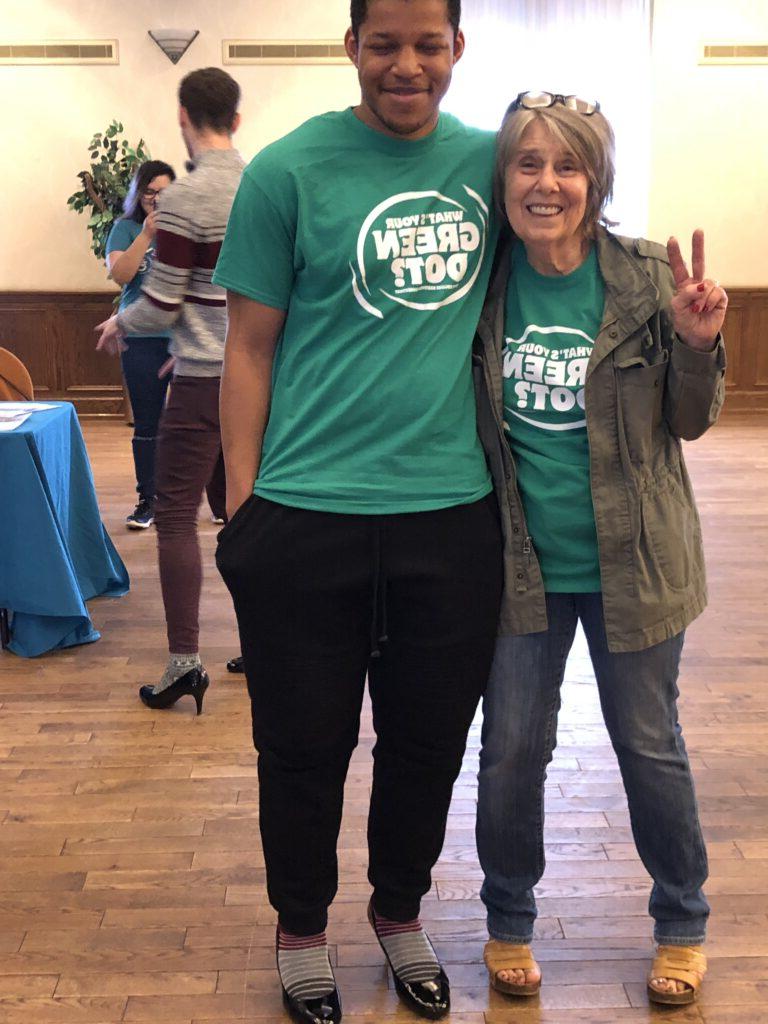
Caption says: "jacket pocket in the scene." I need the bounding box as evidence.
[639,474,699,592]
[616,354,668,464]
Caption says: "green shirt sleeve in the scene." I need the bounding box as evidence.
[105,217,138,256]
[213,154,297,311]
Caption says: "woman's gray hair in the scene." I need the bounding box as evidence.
[495,104,616,238]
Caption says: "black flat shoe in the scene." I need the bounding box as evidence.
[276,929,342,1024]
[226,655,245,673]
[139,667,209,715]
[281,986,342,1024]
[367,900,450,1020]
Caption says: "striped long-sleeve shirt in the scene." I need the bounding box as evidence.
[117,148,245,377]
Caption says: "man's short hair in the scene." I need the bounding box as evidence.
[350,0,461,39]
[178,67,240,134]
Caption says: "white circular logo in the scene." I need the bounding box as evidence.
[503,325,595,432]
[350,187,489,319]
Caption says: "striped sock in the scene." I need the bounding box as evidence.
[153,653,201,694]
[373,911,441,984]
[277,928,335,1003]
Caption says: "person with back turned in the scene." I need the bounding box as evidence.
[95,67,244,714]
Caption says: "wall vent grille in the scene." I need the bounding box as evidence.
[700,42,768,65]
[0,40,118,65]
[223,40,348,65]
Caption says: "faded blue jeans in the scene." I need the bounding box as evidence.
[476,593,709,946]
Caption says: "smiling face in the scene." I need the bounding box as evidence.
[345,0,464,140]
[504,120,590,274]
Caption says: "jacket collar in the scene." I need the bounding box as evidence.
[595,228,659,332]
[186,148,245,172]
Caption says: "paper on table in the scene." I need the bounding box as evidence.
[0,410,32,431]
[0,402,58,412]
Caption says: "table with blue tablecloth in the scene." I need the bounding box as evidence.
[0,401,129,657]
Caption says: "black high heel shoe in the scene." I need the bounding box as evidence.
[139,667,209,715]
[367,900,450,1020]
[276,928,342,1024]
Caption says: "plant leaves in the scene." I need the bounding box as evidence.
[70,120,155,259]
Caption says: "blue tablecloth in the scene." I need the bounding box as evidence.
[0,402,129,657]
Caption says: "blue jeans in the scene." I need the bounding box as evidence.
[121,337,171,500]
[476,592,709,946]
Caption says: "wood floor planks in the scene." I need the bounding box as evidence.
[0,412,766,1022]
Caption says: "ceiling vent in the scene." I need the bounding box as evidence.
[223,40,349,65]
[0,40,118,64]
[700,42,768,65]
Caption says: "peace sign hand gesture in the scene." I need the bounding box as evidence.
[667,229,728,351]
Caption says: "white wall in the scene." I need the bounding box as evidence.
[446,0,653,239]
[649,0,768,286]
[1,0,766,290]
[0,0,356,291]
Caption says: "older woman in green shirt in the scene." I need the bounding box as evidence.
[473,92,727,1007]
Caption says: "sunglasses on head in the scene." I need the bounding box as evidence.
[507,91,601,116]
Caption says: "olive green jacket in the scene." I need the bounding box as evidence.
[473,228,726,652]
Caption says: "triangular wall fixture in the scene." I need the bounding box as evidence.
[148,29,199,64]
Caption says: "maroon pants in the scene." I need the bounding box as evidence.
[154,376,225,653]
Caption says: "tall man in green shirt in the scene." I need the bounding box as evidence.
[214,3,502,1020]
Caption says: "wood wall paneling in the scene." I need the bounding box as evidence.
[0,302,56,398]
[0,292,123,416]
[753,300,768,387]
[0,288,766,417]
[722,288,768,411]
[722,296,743,390]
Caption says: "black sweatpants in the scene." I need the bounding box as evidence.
[216,493,503,935]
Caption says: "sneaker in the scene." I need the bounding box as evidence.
[210,513,225,525]
[126,498,155,530]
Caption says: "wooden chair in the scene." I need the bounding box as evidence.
[0,347,34,401]
[0,347,34,647]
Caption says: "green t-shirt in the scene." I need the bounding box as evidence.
[502,244,604,591]
[213,108,498,514]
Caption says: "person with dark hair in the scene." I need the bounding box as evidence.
[95,67,244,712]
[213,2,500,1021]
[177,66,240,133]
[349,0,461,37]
[106,160,175,528]
[474,93,727,1006]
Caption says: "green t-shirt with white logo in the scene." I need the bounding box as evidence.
[502,244,604,591]
[213,108,497,514]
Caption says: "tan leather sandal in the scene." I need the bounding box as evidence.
[483,939,541,996]
[647,944,707,1005]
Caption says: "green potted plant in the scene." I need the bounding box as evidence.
[67,120,151,262]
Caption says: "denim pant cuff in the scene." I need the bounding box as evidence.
[653,928,707,946]
[487,922,534,945]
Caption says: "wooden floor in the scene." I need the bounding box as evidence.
[1,414,767,1024]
